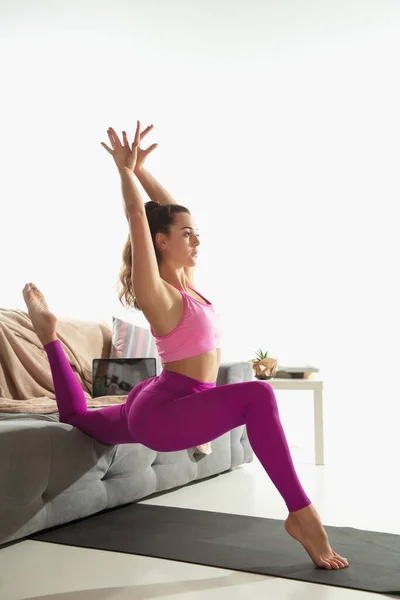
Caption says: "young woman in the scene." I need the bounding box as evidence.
[22,122,348,570]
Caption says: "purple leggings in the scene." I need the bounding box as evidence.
[45,339,311,513]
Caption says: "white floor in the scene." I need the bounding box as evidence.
[1,390,399,600]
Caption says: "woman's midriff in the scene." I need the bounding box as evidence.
[161,348,221,383]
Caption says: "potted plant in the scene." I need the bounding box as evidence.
[250,349,278,380]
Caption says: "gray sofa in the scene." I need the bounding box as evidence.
[0,352,253,546]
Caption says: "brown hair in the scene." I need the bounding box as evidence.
[116,200,190,311]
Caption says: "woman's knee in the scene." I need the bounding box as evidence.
[248,380,277,407]
[246,379,273,392]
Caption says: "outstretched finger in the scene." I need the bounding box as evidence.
[140,124,154,140]
[101,142,113,154]
[132,120,141,148]
[108,128,122,147]
[122,131,130,148]
[142,143,158,158]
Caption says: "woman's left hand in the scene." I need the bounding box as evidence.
[196,442,212,455]
[134,124,158,173]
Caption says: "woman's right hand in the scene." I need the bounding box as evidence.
[101,122,141,172]
[134,124,158,173]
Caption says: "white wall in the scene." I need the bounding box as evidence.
[1,0,400,452]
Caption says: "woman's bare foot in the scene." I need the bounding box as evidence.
[22,282,58,347]
[285,504,349,569]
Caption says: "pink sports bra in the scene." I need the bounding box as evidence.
[150,284,222,363]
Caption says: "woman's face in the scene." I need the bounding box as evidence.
[157,212,200,267]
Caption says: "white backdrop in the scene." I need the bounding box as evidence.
[1,0,399,460]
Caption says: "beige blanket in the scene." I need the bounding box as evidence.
[0,309,125,413]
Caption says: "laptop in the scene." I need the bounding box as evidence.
[92,358,157,398]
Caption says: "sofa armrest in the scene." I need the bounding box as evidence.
[216,361,253,386]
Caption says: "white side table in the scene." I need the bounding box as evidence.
[256,376,324,466]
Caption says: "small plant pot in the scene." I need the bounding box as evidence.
[250,357,278,380]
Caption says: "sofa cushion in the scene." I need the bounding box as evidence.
[111,317,158,359]
[111,317,162,373]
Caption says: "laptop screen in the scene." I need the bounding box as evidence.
[92,358,157,398]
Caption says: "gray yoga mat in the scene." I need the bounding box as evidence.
[30,503,400,595]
